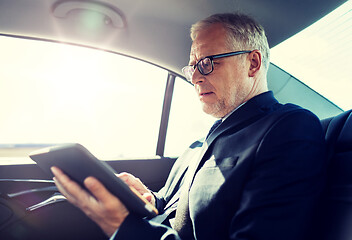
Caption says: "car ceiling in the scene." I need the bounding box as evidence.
[0,0,347,118]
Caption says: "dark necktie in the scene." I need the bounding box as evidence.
[173,119,222,238]
[206,119,222,139]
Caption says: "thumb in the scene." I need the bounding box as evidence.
[142,192,155,206]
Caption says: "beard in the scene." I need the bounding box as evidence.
[201,93,242,118]
[202,99,227,118]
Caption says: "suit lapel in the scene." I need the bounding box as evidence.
[163,140,204,209]
[186,91,278,189]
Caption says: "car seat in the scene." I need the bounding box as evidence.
[313,110,352,240]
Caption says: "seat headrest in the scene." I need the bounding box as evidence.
[321,110,352,158]
[336,113,352,153]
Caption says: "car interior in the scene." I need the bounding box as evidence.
[0,0,351,239]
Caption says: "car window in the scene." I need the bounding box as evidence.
[0,36,167,160]
[164,77,215,157]
[270,0,352,110]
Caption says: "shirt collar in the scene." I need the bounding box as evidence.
[221,101,247,122]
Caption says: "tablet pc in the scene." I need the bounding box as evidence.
[29,143,158,218]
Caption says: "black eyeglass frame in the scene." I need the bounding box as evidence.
[182,50,252,82]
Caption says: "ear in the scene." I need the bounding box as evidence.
[248,50,262,77]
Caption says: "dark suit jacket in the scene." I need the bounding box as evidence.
[116,91,327,240]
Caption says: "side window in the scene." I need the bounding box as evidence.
[164,77,215,157]
[0,37,166,160]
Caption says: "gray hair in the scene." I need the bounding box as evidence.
[190,13,270,72]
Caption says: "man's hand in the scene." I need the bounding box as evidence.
[51,166,129,237]
[118,172,156,207]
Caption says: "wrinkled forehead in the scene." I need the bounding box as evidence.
[189,24,230,63]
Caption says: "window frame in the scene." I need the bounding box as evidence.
[0,33,191,159]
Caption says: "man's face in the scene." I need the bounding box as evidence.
[189,23,253,118]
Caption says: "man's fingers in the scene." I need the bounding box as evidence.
[51,166,80,192]
[118,172,137,186]
[117,172,155,206]
[51,166,91,205]
[143,192,152,202]
[84,176,115,204]
[51,166,64,178]
[53,177,71,199]
[118,172,149,193]
[51,167,129,236]
[83,176,130,232]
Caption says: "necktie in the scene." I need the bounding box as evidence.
[206,119,222,139]
[173,119,222,238]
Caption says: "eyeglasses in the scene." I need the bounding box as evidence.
[182,50,252,83]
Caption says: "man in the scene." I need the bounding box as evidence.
[52,13,327,239]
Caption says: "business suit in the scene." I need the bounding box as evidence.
[116,91,327,240]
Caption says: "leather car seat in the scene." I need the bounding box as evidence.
[312,110,352,240]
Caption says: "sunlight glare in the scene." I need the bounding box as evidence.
[271,0,352,110]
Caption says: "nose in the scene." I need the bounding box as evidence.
[191,67,204,85]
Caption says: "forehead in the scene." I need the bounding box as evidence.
[190,23,230,61]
